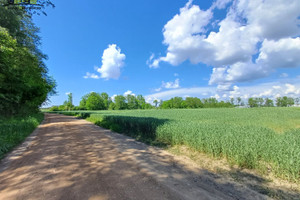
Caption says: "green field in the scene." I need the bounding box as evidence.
[0,113,44,159]
[54,107,300,182]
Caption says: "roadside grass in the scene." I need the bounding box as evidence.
[50,108,300,182]
[0,113,44,159]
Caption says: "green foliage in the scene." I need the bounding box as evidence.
[276,96,294,107]
[136,95,146,109]
[101,92,111,110]
[86,92,105,110]
[58,108,300,182]
[0,6,56,117]
[126,94,138,109]
[0,113,43,159]
[185,97,203,108]
[114,95,127,110]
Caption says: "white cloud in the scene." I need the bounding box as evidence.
[155,78,180,92]
[85,44,126,80]
[146,77,300,102]
[83,72,100,79]
[97,44,126,80]
[150,0,300,87]
[65,92,71,95]
[285,83,300,95]
[273,86,281,90]
[147,53,155,67]
[211,0,232,9]
[163,78,180,89]
[174,73,179,77]
[211,94,220,99]
[124,90,135,96]
[146,87,215,102]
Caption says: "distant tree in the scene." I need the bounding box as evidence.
[264,98,274,107]
[172,97,184,108]
[153,100,159,108]
[257,98,264,107]
[136,95,146,109]
[185,97,203,108]
[287,97,295,107]
[161,100,171,109]
[126,95,138,109]
[248,98,258,108]
[66,93,73,110]
[100,92,111,110]
[79,94,90,110]
[86,92,104,110]
[295,97,300,106]
[114,95,127,110]
[203,98,218,108]
[236,97,242,106]
[230,98,235,105]
[276,96,294,107]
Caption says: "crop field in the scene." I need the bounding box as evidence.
[54,107,300,182]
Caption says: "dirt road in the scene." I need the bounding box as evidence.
[0,114,266,200]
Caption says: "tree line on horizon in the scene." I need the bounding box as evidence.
[49,92,299,111]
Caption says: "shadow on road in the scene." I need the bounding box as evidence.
[0,114,298,200]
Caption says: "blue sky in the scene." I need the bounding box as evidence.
[33,0,300,106]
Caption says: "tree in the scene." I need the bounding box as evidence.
[0,28,56,116]
[126,94,138,110]
[276,96,294,107]
[236,97,242,106]
[66,93,73,110]
[257,98,264,107]
[248,98,258,108]
[287,97,294,107]
[230,98,235,105]
[114,95,127,110]
[1,0,55,16]
[161,100,171,109]
[136,95,146,109]
[172,97,183,108]
[185,97,203,108]
[108,102,115,110]
[153,100,158,108]
[0,5,56,116]
[86,92,104,110]
[264,98,274,107]
[295,98,300,106]
[79,93,90,110]
[100,92,111,110]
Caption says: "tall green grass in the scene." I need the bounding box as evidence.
[54,108,300,181]
[0,113,44,159]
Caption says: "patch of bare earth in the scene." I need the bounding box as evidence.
[0,114,295,200]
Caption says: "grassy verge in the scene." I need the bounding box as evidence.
[0,113,44,159]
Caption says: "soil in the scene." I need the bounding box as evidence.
[0,114,270,200]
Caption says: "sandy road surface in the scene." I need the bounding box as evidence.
[0,114,267,200]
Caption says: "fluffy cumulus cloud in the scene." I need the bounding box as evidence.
[155,78,180,92]
[149,0,300,87]
[84,44,125,80]
[124,90,135,96]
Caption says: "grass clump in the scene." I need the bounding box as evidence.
[0,113,44,159]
